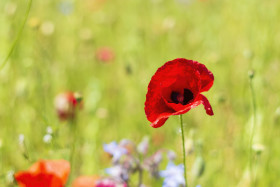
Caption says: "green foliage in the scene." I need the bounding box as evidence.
[0,0,280,186]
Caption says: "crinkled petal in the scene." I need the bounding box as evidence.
[199,94,214,115]
[193,61,214,92]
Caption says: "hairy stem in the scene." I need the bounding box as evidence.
[180,115,188,187]
[67,119,78,186]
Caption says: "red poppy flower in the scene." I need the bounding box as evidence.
[15,159,70,187]
[145,58,214,128]
[72,176,99,187]
[54,92,82,120]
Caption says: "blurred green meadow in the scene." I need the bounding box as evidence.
[0,0,280,186]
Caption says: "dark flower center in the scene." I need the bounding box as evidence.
[170,89,193,105]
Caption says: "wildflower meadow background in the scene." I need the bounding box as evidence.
[0,0,280,186]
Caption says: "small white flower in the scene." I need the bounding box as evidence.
[43,134,52,144]
[46,126,53,134]
[18,134,25,145]
[252,143,265,154]
[40,21,55,36]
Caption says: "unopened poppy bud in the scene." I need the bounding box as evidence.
[248,70,255,79]
[6,170,15,185]
[18,134,29,160]
[185,138,194,155]
[74,92,83,103]
[191,156,205,179]
[54,92,81,121]
[252,143,265,155]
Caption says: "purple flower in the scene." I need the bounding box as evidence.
[96,177,127,187]
[105,165,129,181]
[160,162,185,187]
[103,141,127,163]
[167,150,176,161]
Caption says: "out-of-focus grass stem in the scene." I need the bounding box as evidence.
[0,0,33,70]
[67,118,78,186]
[180,114,188,187]
[248,70,257,187]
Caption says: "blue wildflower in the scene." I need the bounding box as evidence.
[160,162,185,187]
[103,141,128,163]
[58,1,74,15]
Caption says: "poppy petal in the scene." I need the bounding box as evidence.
[150,115,169,128]
[198,94,214,115]
[15,172,62,187]
[72,176,99,187]
[193,61,214,92]
[44,160,70,185]
[15,160,70,187]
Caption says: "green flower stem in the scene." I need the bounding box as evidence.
[67,118,78,186]
[0,0,33,70]
[249,75,257,186]
[180,114,188,187]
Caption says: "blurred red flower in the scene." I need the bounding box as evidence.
[15,160,70,187]
[96,47,114,62]
[54,92,82,120]
[72,176,99,187]
[145,58,214,128]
